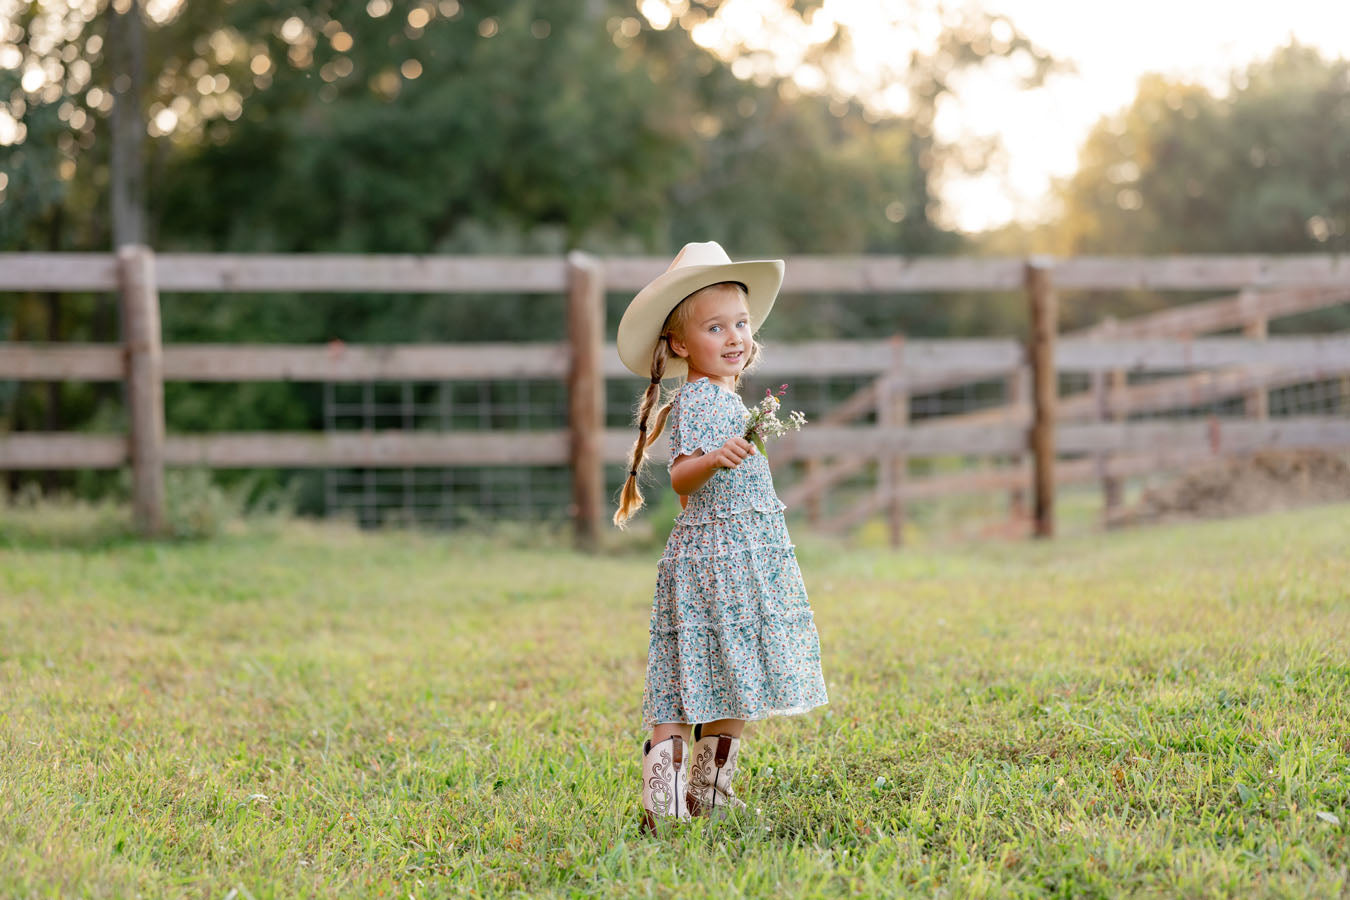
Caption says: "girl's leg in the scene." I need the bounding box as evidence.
[651,721,693,745]
[686,718,749,816]
[697,718,745,738]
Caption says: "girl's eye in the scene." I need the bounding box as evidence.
[709,325,721,333]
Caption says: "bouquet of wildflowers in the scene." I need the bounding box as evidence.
[744,384,807,457]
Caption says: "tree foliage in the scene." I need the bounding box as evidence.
[0,0,1053,503]
[1055,43,1350,256]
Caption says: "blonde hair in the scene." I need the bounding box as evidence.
[612,281,761,528]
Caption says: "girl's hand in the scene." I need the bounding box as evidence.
[708,436,755,469]
[670,438,756,495]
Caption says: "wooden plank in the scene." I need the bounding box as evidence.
[0,344,124,379]
[613,342,1020,380]
[0,342,576,383]
[5,417,1346,471]
[0,254,121,291]
[154,254,572,293]
[5,337,1340,383]
[1057,418,1350,455]
[619,255,1350,293]
[0,434,129,469]
[1057,335,1350,371]
[604,257,1027,293]
[0,340,1017,382]
[119,245,166,536]
[1054,256,1350,290]
[1076,286,1350,338]
[721,339,1022,377]
[163,343,572,381]
[767,422,1028,458]
[0,253,571,293]
[0,431,573,469]
[566,251,605,549]
[164,432,572,467]
[6,253,1350,295]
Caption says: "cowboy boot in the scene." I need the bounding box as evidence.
[640,733,690,834]
[685,723,748,819]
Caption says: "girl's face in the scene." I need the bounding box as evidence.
[668,284,752,383]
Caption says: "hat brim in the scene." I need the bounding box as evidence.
[616,259,785,380]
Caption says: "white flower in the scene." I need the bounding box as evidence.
[744,386,807,453]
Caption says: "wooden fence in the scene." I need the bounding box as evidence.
[2,248,1349,545]
[780,282,1350,540]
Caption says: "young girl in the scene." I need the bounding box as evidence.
[613,241,829,832]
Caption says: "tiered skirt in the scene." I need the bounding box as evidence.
[641,496,829,726]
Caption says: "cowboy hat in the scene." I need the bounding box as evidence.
[616,241,785,380]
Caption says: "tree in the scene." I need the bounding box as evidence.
[1056,42,1350,256]
[0,0,1060,505]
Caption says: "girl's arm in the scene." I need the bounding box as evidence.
[669,436,756,496]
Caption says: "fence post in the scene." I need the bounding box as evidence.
[118,243,165,537]
[1092,316,1123,524]
[877,335,907,548]
[1242,306,1269,421]
[1007,365,1030,522]
[1025,257,1057,539]
[566,251,605,550]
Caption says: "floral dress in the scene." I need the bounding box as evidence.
[641,376,829,727]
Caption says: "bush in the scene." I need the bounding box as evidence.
[160,467,300,540]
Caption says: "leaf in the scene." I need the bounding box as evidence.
[751,434,768,458]
[1316,811,1341,825]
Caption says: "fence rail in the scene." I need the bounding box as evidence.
[3,248,1349,543]
[6,252,1350,293]
[5,335,1349,381]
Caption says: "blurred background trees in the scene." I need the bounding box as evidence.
[1,0,1347,504]
[1054,43,1350,257]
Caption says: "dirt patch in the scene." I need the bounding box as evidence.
[1118,449,1350,525]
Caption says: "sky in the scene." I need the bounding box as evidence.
[667,0,1350,233]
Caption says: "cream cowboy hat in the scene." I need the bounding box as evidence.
[616,241,785,380]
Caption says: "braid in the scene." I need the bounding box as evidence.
[613,337,675,528]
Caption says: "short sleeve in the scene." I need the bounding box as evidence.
[666,379,725,470]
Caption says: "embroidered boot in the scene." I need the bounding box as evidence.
[640,733,690,834]
[685,723,748,819]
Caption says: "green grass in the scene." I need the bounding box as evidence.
[1,502,1348,898]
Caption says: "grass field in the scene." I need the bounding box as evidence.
[2,502,1348,898]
